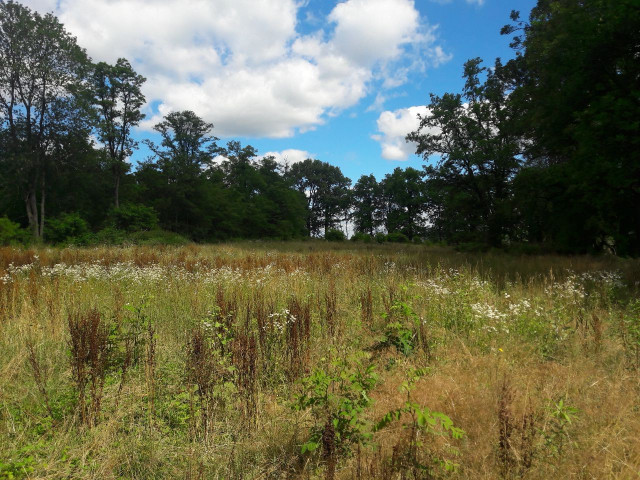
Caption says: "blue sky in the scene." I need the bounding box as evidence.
[26,0,536,182]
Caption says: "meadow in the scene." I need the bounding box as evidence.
[0,242,639,479]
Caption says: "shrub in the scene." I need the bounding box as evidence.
[324,229,346,242]
[294,353,378,472]
[108,203,158,232]
[375,232,387,243]
[0,217,29,245]
[128,229,189,246]
[92,227,127,245]
[45,213,90,245]
[350,232,373,243]
[386,232,410,243]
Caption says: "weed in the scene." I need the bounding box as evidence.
[67,308,110,426]
[374,368,465,477]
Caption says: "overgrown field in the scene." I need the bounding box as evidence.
[1,243,639,479]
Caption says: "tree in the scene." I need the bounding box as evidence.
[142,111,220,237]
[91,58,146,208]
[407,58,523,246]
[381,167,428,239]
[0,1,91,239]
[287,159,351,237]
[352,174,384,235]
[503,1,640,254]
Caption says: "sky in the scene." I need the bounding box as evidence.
[25,0,537,182]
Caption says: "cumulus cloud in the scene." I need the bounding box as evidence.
[23,0,449,138]
[372,106,436,160]
[260,149,313,165]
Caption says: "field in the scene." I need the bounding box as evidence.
[1,242,639,479]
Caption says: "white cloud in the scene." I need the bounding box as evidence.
[372,106,436,160]
[328,0,420,67]
[261,149,313,165]
[466,0,485,5]
[24,0,448,138]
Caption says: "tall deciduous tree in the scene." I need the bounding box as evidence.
[503,1,640,254]
[91,58,146,208]
[381,167,428,239]
[408,58,523,246]
[0,1,90,239]
[142,110,219,236]
[287,159,351,237]
[352,174,384,235]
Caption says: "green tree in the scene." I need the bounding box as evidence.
[0,1,91,240]
[91,58,146,208]
[381,167,428,240]
[142,111,220,237]
[287,159,351,237]
[503,1,640,254]
[352,174,384,236]
[408,58,523,246]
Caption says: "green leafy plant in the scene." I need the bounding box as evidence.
[0,217,29,246]
[542,397,578,459]
[294,352,378,478]
[374,368,465,476]
[380,299,425,356]
[45,212,90,245]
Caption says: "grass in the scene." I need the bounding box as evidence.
[0,241,639,479]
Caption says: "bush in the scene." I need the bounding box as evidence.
[350,232,372,243]
[45,213,90,245]
[0,217,29,245]
[386,232,410,243]
[325,229,346,242]
[92,227,127,245]
[108,204,158,232]
[128,230,189,246]
[90,228,189,246]
[375,232,387,244]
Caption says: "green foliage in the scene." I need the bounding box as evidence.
[287,159,351,237]
[126,229,188,246]
[542,397,578,458]
[44,213,90,245]
[91,227,127,245]
[108,203,158,232]
[294,353,377,456]
[382,168,428,240]
[0,445,37,479]
[0,217,29,245]
[455,242,490,253]
[374,368,465,475]
[350,232,373,243]
[381,300,422,356]
[324,229,346,242]
[386,232,410,244]
[352,174,384,236]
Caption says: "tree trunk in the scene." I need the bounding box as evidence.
[38,170,45,238]
[25,188,39,240]
[114,174,120,208]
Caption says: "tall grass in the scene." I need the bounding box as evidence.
[0,242,638,478]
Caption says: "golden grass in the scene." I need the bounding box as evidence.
[0,242,638,479]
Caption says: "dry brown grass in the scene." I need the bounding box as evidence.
[0,242,638,479]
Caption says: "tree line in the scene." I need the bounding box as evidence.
[1,0,638,254]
